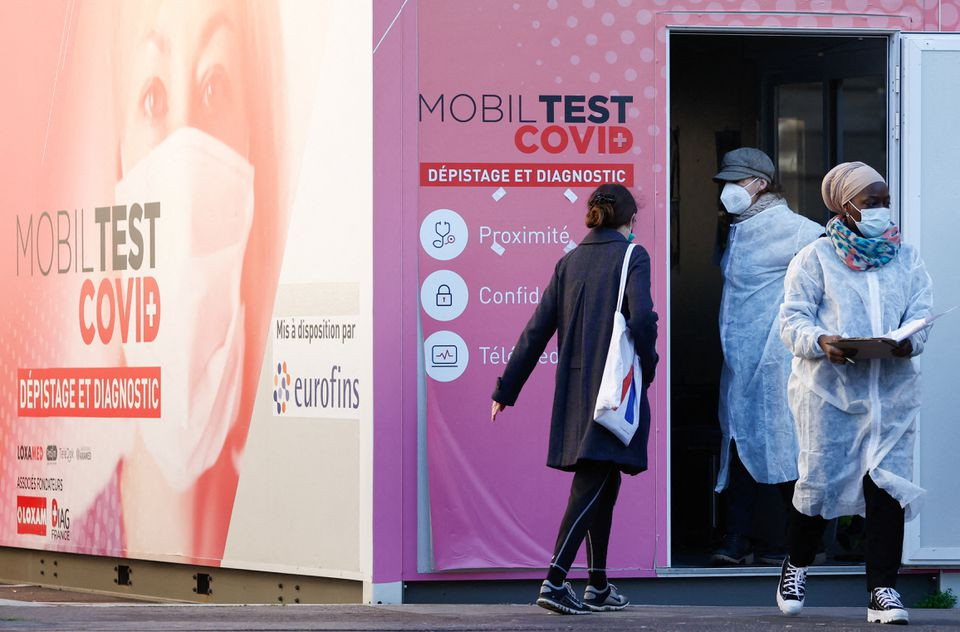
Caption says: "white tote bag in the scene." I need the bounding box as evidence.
[593,243,642,446]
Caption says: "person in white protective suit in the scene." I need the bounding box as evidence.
[711,148,823,566]
[775,162,933,625]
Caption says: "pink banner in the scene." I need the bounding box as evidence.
[418,0,662,572]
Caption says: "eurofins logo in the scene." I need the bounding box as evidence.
[273,361,291,414]
[270,357,361,417]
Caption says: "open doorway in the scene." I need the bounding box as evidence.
[668,33,888,568]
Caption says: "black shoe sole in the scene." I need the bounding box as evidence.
[711,552,755,565]
[536,597,591,615]
[763,552,825,566]
[758,556,786,566]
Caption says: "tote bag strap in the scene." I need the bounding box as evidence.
[615,243,636,314]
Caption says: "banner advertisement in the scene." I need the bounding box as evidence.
[417,0,665,572]
[1,1,371,577]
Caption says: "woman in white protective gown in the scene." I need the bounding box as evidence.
[775,162,933,626]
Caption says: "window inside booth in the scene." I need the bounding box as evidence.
[668,33,888,568]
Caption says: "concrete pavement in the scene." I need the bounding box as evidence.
[2,603,960,631]
[1,588,960,631]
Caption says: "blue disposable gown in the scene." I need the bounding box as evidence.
[716,204,823,492]
[779,238,933,520]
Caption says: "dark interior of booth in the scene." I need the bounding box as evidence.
[668,33,888,568]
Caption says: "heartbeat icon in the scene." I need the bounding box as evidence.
[431,344,459,366]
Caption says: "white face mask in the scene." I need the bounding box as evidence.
[849,203,892,238]
[116,127,254,491]
[720,178,758,215]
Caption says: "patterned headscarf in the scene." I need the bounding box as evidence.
[821,162,885,214]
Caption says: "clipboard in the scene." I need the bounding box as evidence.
[830,337,900,359]
[831,307,957,360]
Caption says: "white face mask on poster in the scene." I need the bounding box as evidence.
[720,178,759,215]
[116,127,254,491]
[849,203,892,238]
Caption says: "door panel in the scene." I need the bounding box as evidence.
[900,34,960,566]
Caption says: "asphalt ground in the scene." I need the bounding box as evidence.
[1,585,959,631]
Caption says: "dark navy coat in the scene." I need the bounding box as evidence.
[492,228,659,475]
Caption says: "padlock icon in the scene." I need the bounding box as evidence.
[435,284,453,307]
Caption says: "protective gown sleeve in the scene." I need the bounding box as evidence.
[492,262,560,406]
[780,248,831,359]
[901,248,935,357]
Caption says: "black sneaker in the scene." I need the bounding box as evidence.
[776,556,807,616]
[711,534,754,565]
[868,587,909,625]
[582,582,629,612]
[536,580,592,615]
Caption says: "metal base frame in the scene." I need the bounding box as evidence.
[0,547,362,604]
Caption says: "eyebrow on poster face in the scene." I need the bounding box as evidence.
[142,11,237,57]
[196,12,237,53]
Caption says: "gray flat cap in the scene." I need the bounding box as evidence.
[713,147,775,183]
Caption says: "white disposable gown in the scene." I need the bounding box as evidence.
[779,238,933,520]
[716,204,823,491]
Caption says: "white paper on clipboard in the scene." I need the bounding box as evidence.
[885,305,958,343]
[831,306,957,359]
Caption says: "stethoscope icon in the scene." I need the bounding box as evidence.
[432,221,456,249]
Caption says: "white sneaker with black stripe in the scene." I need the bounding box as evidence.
[868,587,909,625]
[536,580,592,615]
[583,582,629,611]
[776,557,808,616]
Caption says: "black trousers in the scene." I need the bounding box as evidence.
[726,441,795,539]
[547,460,621,584]
[789,474,905,590]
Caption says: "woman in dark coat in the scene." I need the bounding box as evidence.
[491,183,658,615]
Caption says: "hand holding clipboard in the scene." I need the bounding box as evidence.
[828,306,957,361]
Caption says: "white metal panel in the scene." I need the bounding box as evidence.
[900,34,960,566]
